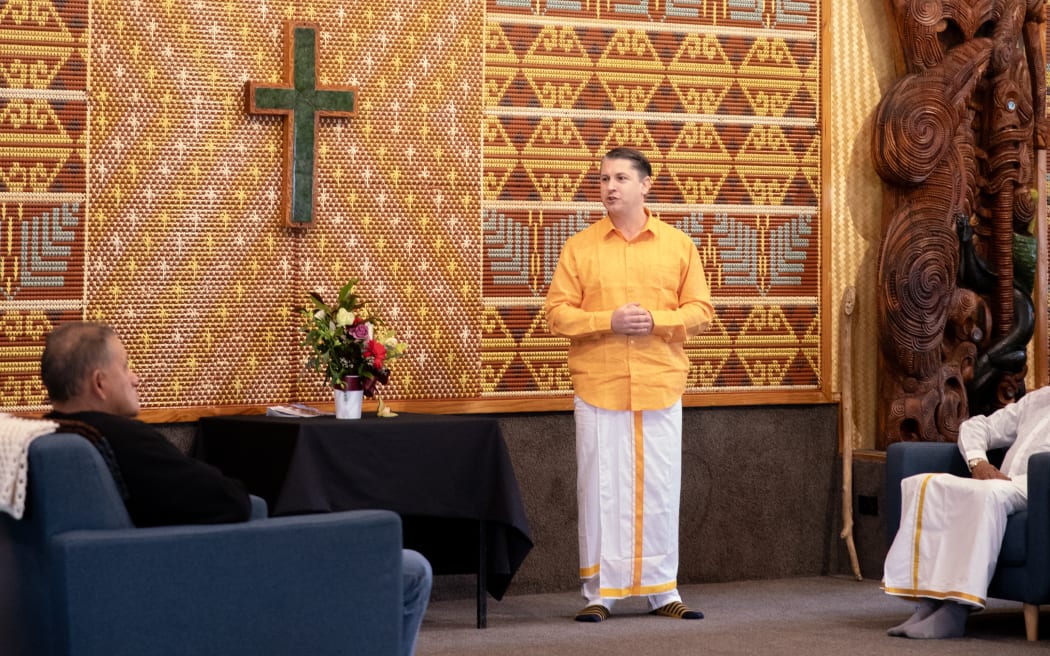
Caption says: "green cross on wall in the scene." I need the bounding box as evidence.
[246,22,358,227]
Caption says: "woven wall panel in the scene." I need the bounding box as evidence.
[1,0,827,412]
[481,0,824,397]
[826,0,896,447]
[88,2,298,406]
[0,0,483,409]
[0,0,87,409]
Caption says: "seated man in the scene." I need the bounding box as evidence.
[41,321,432,655]
[882,385,1050,639]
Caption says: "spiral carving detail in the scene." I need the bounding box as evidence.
[878,212,958,378]
[1013,190,1034,231]
[907,0,944,26]
[872,85,954,185]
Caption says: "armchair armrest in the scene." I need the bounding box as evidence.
[249,494,268,519]
[1025,451,1050,601]
[52,509,403,656]
[885,442,967,545]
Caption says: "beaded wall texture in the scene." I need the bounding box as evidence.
[0,0,824,411]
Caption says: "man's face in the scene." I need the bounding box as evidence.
[98,335,141,417]
[599,157,651,218]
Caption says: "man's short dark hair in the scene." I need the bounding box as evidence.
[603,147,653,179]
[41,322,116,403]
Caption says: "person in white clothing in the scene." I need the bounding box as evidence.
[882,385,1050,638]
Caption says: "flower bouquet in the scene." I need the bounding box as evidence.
[300,280,407,399]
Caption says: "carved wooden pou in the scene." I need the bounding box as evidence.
[872,0,1047,448]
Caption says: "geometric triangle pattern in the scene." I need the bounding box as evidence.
[0,0,87,409]
[482,3,824,396]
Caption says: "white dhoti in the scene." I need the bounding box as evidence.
[574,396,682,608]
[883,472,1027,609]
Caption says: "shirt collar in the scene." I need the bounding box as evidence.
[600,208,655,240]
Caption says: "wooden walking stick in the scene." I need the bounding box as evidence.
[840,286,863,581]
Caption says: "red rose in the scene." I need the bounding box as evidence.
[365,340,387,369]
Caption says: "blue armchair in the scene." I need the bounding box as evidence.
[886,441,1050,641]
[0,432,405,656]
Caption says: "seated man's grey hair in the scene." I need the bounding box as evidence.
[41,322,116,403]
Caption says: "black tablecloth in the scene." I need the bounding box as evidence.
[193,414,533,600]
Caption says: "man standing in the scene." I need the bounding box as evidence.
[545,147,714,622]
[40,321,432,655]
[883,385,1050,639]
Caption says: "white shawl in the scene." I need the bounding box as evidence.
[0,413,58,518]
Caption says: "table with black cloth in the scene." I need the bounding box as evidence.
[192,413,533,628]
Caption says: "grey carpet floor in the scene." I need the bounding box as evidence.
[416,576,1047,655]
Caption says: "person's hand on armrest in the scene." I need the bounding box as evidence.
[970,460,1010,481]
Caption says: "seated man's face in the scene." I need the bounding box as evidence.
[99,335,141,417]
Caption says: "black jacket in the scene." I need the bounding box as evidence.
[46,411,251,527]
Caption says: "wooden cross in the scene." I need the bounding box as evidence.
[246,22,358,227]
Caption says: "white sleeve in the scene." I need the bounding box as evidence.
[957,398,1024,463]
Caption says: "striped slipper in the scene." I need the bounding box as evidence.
[650,601,704,620]
[574,604,610,622]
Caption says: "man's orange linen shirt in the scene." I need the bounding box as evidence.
[545,210,714,411]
